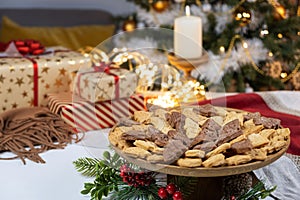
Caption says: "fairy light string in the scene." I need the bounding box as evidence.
[282,62,300,83]
[219,34,299,84]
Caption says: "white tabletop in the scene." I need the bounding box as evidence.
[1,91,300,200]
[0,130,111,200]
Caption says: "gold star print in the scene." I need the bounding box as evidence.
[108,81,114,87]
[0,74,5,83]
[15,77,24,87]
[0,61,8,65]
[22,91,28,97]
[98,93,106,100]
[42,67,50,74]
[45,84,50,89]
[54,78,63,88]
[12,103,18,108]
[27,74,41,84]
[7,88,12,93]
[4,99,8,103]
[2,107,6,111]
[41,79,45,83]
[29,98,34,106]
[84,78,89,87]
[10,78,13,83]
[20,67,25,72]
[9,66,15,72]
[59,68,67,76]
[44,94,48,99]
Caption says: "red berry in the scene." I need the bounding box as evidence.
[166,183,177,195]
[120,165,129,173]
[120,171,125,177]
[122,177,128,183]
[158,187,168,199]
[230,196,236,200]
[173,191,183,200]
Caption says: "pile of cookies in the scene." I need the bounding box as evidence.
[109,104,290,168]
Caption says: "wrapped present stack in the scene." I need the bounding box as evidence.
[0,40,145,132]
[48,62,145,132]
[0,40,91,111]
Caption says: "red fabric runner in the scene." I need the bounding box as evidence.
[25,57,39,106]
[195,93,300,156]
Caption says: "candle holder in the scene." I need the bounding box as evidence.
[168,51,209,78]
[167,52,208,102]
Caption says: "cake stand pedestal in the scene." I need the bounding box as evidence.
[167,52,209,78]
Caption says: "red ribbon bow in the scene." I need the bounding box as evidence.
[12,40,45,55]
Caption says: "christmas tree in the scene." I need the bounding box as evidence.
[117,0,300,92]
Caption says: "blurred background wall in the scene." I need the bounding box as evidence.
[0,0,135,15]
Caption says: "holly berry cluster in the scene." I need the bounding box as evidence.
[119,164,155,187]
[158,183,183,200]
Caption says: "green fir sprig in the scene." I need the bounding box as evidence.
[167,176,198,199]
[236,181,277,200]
[110,184,160,200]
[73,151,124,200]
[74,151,161,200]
[73,157,102,177]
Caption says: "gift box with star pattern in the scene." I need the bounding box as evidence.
[72,63,138,102]
[0,47,91,112]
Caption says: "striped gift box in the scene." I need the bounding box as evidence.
[47,92,145,132]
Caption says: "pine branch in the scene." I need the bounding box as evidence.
[73,157,101,177]
[236,181,277,200]
[168,176,198,199]
[112,184,161,200]
[74,151,125,200]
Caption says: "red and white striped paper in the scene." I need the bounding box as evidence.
[48,92,145,132]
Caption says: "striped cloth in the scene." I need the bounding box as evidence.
[48,92,145,132]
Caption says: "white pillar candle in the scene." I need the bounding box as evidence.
[174,6,202,59]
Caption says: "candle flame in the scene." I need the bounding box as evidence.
[185,5,191,16]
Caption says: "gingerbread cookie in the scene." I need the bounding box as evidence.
[202,154,225,167]
[206,143,231,158]
[134,111,153,123]
[185,149,205,158]
[177,158,202,168]
[147,154,165,163]
[247,133,269,148]
[123,147,151,159]
[134,140,157,151]
[226,155,252,166]
[109,127,131,150]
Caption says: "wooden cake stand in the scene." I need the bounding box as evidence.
[111,138,289,199]
[168,52,209,78]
